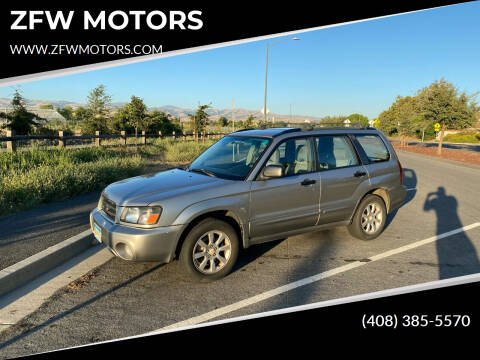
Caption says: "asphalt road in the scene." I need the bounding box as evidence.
[1,150,480,358]
[0,191,100,271]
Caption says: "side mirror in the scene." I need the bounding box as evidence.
[262,164,284,179]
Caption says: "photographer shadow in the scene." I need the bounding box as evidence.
[424,187,480,279]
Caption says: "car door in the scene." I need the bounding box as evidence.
[315,135,369,225]
[249,137,320,241]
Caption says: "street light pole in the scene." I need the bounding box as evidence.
[263,36,300,124]
[264,45,269,123]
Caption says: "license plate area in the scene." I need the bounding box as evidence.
[93,222,102,243]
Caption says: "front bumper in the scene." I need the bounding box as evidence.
[90,208,183,263]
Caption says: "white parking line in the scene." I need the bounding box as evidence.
[154,222,480,332]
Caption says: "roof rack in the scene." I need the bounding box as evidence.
[299,122,376,131]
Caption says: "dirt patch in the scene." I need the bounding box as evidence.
[392,143,480,166]
[66,270,97,291]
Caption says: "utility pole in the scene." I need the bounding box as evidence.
[232,98,235,132]
[263,37,300,125]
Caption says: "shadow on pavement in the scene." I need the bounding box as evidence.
[423,186,480,279]
[0,261,165,352]
[233,239,283,273]
[267,228,339,310]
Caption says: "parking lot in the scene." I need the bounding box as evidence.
[1,150,480,358]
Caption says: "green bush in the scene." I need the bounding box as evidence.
[0,156,144,216]
[0,139,218,216]
[415,123,436,141]
[443,132,480,144]
[151,138,215,162]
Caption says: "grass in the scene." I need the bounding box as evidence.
[0,138,216,217]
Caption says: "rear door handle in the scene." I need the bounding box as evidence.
[354,171,367,177]
[301,178,316,186]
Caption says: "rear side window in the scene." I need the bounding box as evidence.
[315,135,359,170]
[355,135,390,163]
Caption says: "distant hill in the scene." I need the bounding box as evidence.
[0,98,322,123]
[0,98,83,110]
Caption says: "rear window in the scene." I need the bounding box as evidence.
[355,135,390,163]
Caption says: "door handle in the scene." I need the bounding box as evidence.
[301,178,316,186]
[354,171,367,177]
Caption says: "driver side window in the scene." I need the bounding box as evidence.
[265,138,315,176]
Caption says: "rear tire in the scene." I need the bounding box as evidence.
[348,194,387,240]
[179,218,240,282]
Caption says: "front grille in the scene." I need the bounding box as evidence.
[101,195,117,221]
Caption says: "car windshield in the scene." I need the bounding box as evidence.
[189,135,271,180]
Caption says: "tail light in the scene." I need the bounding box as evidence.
[397,160,403,185]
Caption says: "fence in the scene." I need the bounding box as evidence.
[0,130,226,152]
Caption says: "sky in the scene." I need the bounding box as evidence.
[1,2,479,119]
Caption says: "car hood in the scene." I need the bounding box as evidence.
[103,168,227,206]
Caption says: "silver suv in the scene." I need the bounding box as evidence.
[90,127,406,281]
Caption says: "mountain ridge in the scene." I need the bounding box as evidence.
[0,97,322,123]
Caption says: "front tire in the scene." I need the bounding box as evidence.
[348,194,387,240]
[179,218,240,282]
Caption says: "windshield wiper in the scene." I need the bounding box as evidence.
[189,168,217,178]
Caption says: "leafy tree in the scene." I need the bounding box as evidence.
[125,96,148,139]
[385,96,418,146]
[56,106,73,121]
[86,84,111,117]
[188,104,210,136]
[378,96,420,144]
[0,90,43,134]
[416,79,478,154]
[347,113,369,127]
[109,106,133,133]
[146,110,181,135]
[244,114,255,128]
[80,85,112,134]
[218,116,229,127]
[72,107,89,131]
[40,104,54,110]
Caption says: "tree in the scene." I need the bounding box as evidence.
[377,96,420,144]
[146,110,181,135]
[416,79,477,154]
[56,106,73,121]
[40,104,54,110]
[244,114,255,128]
[72,107,89,131]
[0,90,43,134]
[86,84,111,118]
[347,113,369,127]
[218,116,229,127]
[125,96,148,139]
[188,104,210,137]
[381,96,419,146]
[109,106,133,133]
[80,85,112,134]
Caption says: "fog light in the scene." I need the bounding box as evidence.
[115,243,134,260]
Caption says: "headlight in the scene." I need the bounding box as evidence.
[121,206,162,225]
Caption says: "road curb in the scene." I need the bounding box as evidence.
[0,229,95,297]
